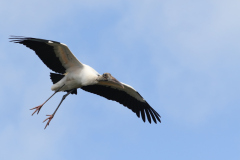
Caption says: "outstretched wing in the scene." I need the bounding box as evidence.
[10,36,83,74]
[81,83,161,124]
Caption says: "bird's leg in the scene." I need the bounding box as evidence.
[30,84,65,116]
[43,89,74,129]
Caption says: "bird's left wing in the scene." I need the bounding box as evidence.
[10,36,83,74]
[81,83,161,124]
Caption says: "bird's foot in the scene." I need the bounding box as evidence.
[30,104,43,116]
[43,114,54,129]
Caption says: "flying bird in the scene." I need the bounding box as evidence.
[10,36,161,129]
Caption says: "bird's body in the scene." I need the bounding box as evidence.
[10,36,161,129]
[51,64,99,91]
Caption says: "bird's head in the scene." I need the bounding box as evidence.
[97,73,124,89]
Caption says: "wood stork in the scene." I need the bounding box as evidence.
[10,36,161,129]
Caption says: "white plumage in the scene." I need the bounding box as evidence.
[51,64,99,91]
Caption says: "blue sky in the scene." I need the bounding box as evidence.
[0,0,239,159]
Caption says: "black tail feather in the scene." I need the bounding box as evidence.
[50,72,64,84]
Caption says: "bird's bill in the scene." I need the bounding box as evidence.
[98,77,124,89]
[109,77,124,89]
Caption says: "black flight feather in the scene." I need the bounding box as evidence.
[81,84,161,124]
[10,36,66,74]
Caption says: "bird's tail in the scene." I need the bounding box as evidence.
[50,73,77,95]
[50,72,64,84]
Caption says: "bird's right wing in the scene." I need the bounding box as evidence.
[81,82,161,124]
[10,36,83,74]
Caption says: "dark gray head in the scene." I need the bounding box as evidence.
[97,73,124,88]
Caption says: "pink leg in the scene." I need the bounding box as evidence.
[30,104,44,115]
[43,115,54,129]
[43,89,74,129]
[30,84,65,116]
